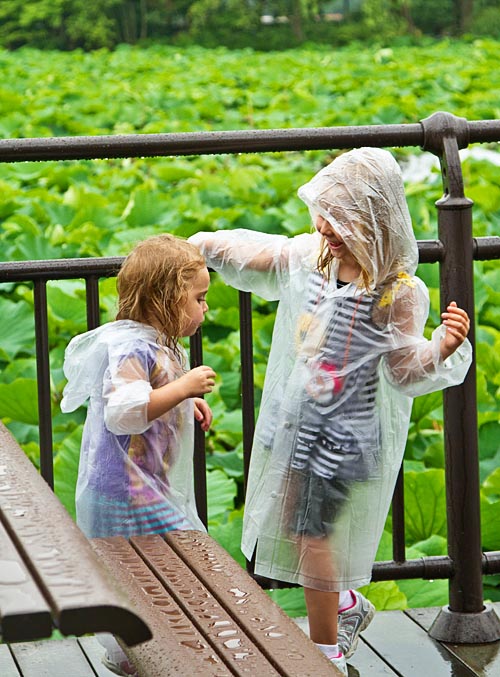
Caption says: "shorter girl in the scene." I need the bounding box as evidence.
[61,234,216,676]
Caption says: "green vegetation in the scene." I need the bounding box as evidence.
[0,1,499,51]
[1,41,499,616]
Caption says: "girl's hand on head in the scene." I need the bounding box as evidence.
[181,365,216,397]
[440,301,470,359]
[193,397,213,432]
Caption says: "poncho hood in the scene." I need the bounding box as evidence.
[61,320,158,412]
[297,147,419,288]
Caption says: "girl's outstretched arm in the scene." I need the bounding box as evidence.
[189,230,282,272]
[188,229,306,301]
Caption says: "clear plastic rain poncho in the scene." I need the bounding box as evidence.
[189,148,472,591]
[61,320,205,538]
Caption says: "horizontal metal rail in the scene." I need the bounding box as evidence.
[0,237,498,284]
[1,118,500,163]
[373,551,500,582]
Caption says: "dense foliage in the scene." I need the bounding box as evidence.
[0,0,499,51]
[1,40,499,615]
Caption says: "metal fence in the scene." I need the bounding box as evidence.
[1,111,500,642]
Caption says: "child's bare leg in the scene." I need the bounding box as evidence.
[299,534,339,643]
[304,587,339,644]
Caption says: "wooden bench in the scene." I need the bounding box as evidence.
[0,422,337,675]
[0,422,151,646]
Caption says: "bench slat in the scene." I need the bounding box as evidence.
[92,536,234,676]
[165,530,334,676]
[131,533,281,676]
[0,423,151,645]
[0,521,52,642]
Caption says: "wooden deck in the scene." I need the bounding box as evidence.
[295,604,500,676]
[3,604,500,676]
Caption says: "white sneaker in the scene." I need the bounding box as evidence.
[101,652,138,677]
[337,590,375,659]
[329,651,348,675]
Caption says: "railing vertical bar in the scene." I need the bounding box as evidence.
[391,466,406,563]
[33,280,54,488]
[437,139,484,613]
[419,113,500,641]
[189,330,208,527]
[85,276,101,330]
[239,291,255,495]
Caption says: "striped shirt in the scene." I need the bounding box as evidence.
[291,272,389,480]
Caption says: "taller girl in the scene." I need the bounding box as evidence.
[190,148,472,674]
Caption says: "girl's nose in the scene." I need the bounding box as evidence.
[316,215,332,235]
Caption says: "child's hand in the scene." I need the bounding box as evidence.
[181,365,216,397]
[194,398,213,432]
[440,301,470,360]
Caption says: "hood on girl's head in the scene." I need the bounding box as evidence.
[298,147,419,288]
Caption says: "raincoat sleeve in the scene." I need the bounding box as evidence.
[102,342,154,435]
[381,277,472,397]
[189,229,298,300]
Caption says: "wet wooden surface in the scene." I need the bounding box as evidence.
[91,532,335,676]
[295,603,500,676]
[3,604,500,676]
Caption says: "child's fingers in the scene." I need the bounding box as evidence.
[194,400,213,431]
[443,318,470,343]
[444,325,466,341]
[441,302,470,329]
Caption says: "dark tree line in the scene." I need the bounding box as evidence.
[0,0,497,51]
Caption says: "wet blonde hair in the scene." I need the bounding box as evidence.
[300,148,418,294]
[116,234,206,355]
[316,239,371,292]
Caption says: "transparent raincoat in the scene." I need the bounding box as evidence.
[189,148,472,591]
[61,320,205,538]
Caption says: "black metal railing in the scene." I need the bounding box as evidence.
[1,111,500,642]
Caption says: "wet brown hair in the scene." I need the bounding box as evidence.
[116,234,206,355]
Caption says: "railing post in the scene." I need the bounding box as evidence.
[33,279,54,488]
[238,291,255,496]
[85,276,101,330]
[421,112,500,643]
[189,330,208,527]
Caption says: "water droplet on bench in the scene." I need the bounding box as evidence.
[217,629,237,638]
[234,651,250,660]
